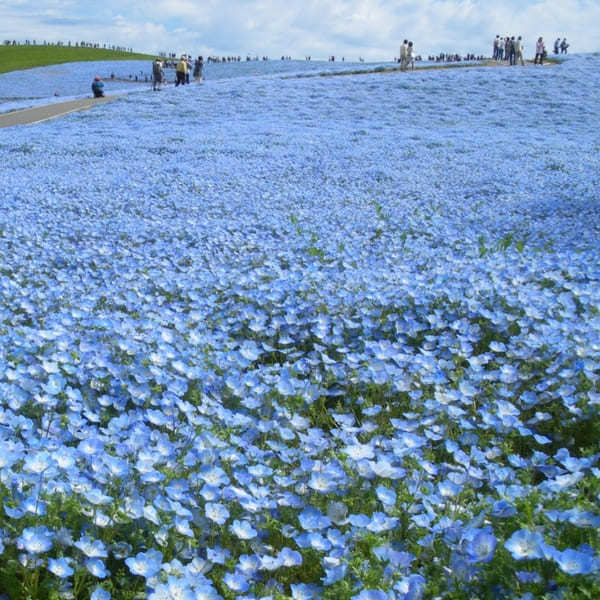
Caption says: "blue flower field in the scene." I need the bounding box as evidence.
[0,54,599,599]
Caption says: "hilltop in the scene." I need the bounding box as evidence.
[0,44,155,74]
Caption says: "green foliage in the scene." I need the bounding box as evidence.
[0,45,155,74]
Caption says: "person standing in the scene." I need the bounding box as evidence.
[407,41,415,70]
[152,58,164,90]
[185,55,192,83]
[534,37,545,65]
[400,39,408,71]
[560,38,569,54]
[193,56,204,82]
[554,38,560,54]
[504,37,511,61]
[493,35,500,60]
[509,36,516,65]
[175,56,188,86]
[514,36,525,66]
[497,37,504,61]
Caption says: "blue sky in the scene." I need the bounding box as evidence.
[1,0,598,60]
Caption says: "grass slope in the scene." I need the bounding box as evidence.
[0,45,156,74]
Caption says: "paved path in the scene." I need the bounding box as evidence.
[0,96,115,128]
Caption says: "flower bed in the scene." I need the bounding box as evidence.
[0,54,598,599]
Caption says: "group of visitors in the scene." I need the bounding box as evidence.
[493,35,569,65]
[553,38,569,54]
[399,40,416,71]
[427,53,485,62]
[151,55,204,90]
[492,36,526,65]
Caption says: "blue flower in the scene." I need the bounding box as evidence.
[465,530,497,563]
[125,549,163,578]
[90,588,111,600]
[17,526,54,554]
[229,519,257,540]
[553,548,595,575]
[223,570,249,592]
[504,530,545,560]
[85,558,109,579]
[48,556,74,578]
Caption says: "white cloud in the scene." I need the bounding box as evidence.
[0,0,598,60]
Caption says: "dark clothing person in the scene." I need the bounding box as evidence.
[560,38,569,54]
[193,56,204,82]
[509,37,516,65]
[91,76,104,97]
[152,59,164,90]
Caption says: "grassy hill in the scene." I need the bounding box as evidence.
[0,45,156,74]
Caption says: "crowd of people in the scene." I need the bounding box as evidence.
[150,55,205,89]
[427,53,486,62]
[87,33,574,96]
[493,35,569,65]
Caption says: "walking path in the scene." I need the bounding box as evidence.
[0,96,115,128]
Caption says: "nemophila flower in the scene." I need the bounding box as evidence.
[376,485,397,507]
[553,548,595,575]
[465,530,497,563]
[85,558,109,578]
[504,529,545,560]
[278,546,302,566]
[83,488,113,506]
[491,500,517,518]
[206,545,231,564]
[295,532,332,551]
[90,588,111,600]
[125,549,163,578]
[17,526,54,554]
[223,570,249,592]
[23,450,55,474]
[74,536,108,558]
[343,441,375,460]
[394,574,426,600]
[148,577,196,600]
[291,582,321,600]
[229,519,258,540]
[299,507,332,531]
[48,556,74,578]
[367,512,398,533]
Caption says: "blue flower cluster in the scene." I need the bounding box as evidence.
[0,54,598,599]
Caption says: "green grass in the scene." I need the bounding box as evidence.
[0,45,156,74]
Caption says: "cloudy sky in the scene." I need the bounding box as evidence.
[1,0,598,61]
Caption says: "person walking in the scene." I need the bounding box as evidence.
[400,40,408,71]
[534,37,545,65]
[152,58,164,90]
[193,56,204,82]
[175,56,188,86]
[514,36,525,66]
